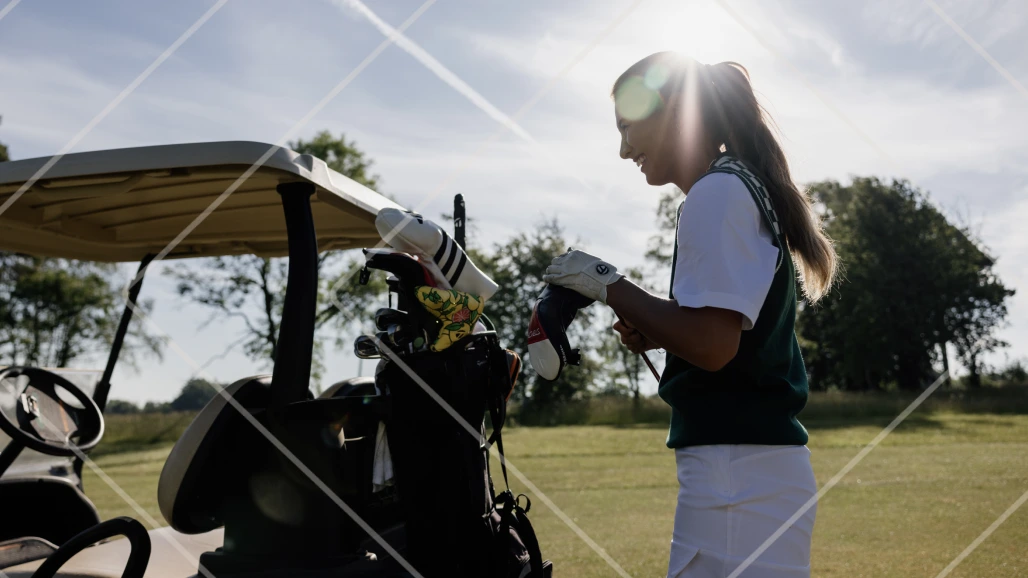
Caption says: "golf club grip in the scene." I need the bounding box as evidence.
[454,194,466,249]
[616,314,661,383]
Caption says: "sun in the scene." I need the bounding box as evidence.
[644,0,739,65]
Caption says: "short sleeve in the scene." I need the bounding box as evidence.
[671,172,780,330]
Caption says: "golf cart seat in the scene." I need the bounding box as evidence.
[0,476,101,568]
[158,375,273,534]
[0,476,101,545]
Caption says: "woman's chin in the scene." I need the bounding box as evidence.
[642,168,664,186]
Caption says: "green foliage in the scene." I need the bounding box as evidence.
[593,267,660,401]
[92,412,195,456]
[645,186,685,268]
[0,254,162,368]
[170,377,220,411]
[798,178,1013,391]
[978,358,1028,388]
[290,130,379,189]
[473,219,602,408]
[105,399,141,414]
[142,401,171,412]
[0,115,9,162]
[167,131,389,385]
[167,252,387,384]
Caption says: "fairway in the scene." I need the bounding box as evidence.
[85,413,1028,577]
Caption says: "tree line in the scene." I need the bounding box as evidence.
[1,125,1019,415]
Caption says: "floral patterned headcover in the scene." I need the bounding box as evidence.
[415,286,485,352]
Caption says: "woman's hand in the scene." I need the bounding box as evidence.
[543,249,624,304]
[607,278,742,372]
[613,317,657,354]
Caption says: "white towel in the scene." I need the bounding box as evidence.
[372,421,394,493]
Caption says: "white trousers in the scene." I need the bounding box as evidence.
[667,445,817,578]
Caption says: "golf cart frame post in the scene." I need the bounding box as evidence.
[86,179,320,434]
[93,255,154,412]
[270,182,318,407]
[68,185,323,486]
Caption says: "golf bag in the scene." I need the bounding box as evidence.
[361,196,552,577]
[378,331,551,577]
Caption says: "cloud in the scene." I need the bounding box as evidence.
[4,0,1026,387]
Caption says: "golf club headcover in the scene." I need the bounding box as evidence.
[527,284,595,381]
[414,286,485,352]
[376,208,499,301]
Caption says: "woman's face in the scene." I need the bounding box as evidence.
[614,67,710,189]
[615,79,678,187]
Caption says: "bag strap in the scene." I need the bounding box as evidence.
[486,348,512,492]
[514,496,544,577]
[487,345,545,577]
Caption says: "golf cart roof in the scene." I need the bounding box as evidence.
[0,141,402,261]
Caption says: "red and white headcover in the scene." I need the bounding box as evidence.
[526,285,594,381]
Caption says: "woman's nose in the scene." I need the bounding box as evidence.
[620,140,632,160]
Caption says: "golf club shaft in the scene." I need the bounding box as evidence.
[641,351,660,382]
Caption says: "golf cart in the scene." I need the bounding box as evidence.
[0,141,440,577]
[0,141,548,578]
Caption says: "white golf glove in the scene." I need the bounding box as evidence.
[542,249,624,304]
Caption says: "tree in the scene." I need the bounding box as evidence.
[645,187,685,269]
[0,254,162,369]
[593,267,661,404]
[0,124,162,372]
[105,399,141,414]
[289,130,379,190]
[798,178,1014,391]
[0,116,9,162]
[985,359,1028,387]
[143,401,172,413]
[473,219,603,409]
[170,378,220,411]
[168,131,388,386]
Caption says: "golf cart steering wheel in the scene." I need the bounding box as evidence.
[0,367,104,468]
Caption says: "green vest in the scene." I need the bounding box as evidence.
[657,154,810,448]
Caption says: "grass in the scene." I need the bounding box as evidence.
[508,385,1028,426]
[84,407,1028,577]
[93,411,196,456]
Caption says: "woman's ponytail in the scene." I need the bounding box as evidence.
[701,61,838,303]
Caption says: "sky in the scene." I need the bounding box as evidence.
[1,0,1025,404]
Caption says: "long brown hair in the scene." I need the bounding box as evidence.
[614,52,838,302]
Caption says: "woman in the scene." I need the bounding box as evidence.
[542,52,838,577]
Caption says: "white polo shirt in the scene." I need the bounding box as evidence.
[671,171,780,331]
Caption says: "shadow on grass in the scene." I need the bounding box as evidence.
[509,386,1028,430]
[802,413,949,431]
[547,414,955,432]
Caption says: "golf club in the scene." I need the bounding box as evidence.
[354,335,382,359]
[617,314,661,382]
[374,307,408,332]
